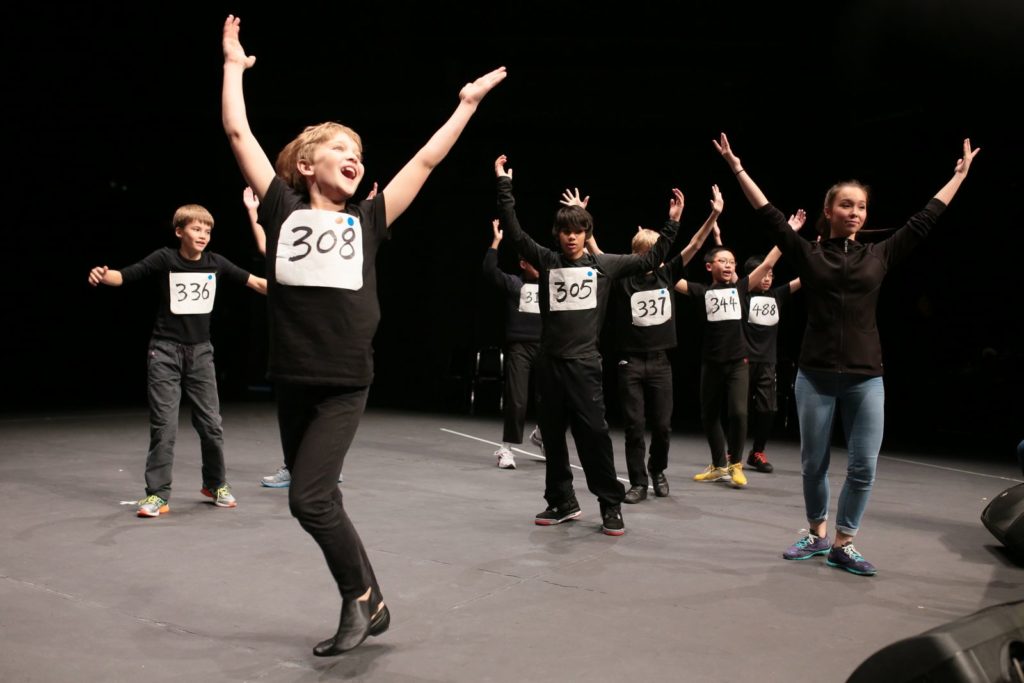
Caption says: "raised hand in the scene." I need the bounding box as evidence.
[491,219,503,243]
[787,209,807,231]
[560,187,590,209]
[954,138,980,176]
[494,154,512,179]
[223,15,256,69]
[712,132,743,174]
[242,186,259,210]
[365,181,378,201]
[710,184,724,215]
[668,188,684,222]
[460,67,507,106]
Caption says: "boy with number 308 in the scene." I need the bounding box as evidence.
[221,14,505,656]
[88,204,267,517]
[494,154,680,536]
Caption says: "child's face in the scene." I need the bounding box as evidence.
[309,131,365,201]
[755,267,774,292]
[176,221,212,257]
[706,251,736,284]
[825,186,868,239]
[558,228,587,260]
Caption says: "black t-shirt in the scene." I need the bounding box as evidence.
[257,176,389,385]
[613,254,686,353]
[496,177,679,359]
[481,248,542,343]
[684,277,750,363]
[744,283,791,363]
[119,247,250,344]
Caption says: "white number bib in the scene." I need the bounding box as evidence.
[169,272,216,315]
[705,287,741,322]
[275,209,364,290]
[748,296,780,326]
[630,288,671,327]
[519,283,540,313]
[549,267,597,311]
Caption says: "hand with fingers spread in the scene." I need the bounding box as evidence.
[560,187,590,209]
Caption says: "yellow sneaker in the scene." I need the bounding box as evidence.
[694,464,729,482]
[728,462,747,488]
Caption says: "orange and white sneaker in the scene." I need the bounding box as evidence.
[201,484,237,508]
[137,495,169,517]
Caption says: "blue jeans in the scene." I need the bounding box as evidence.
[794,369,885,536]
[145,339,226,500]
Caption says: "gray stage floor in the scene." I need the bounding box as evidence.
[2,403,1022,682]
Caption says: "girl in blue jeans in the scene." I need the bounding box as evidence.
[714,133,979,575]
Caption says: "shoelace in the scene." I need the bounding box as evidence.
[795,534,819,548]
[841,544,865,561]
[751,452,767,464]
[140,495,164,506]
[215,486,231,498]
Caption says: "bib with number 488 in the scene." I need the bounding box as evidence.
[275,209,364,290]
[747,295,780,326]
[549,267,597,311]
[169,272,216,315]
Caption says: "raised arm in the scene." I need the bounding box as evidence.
[242,186,266,255]
[221,16,275,199]
[494,155,547,269]
[87,266,123,287]
[933,138,980,205]
[713,133,769,210]
[382,67,507,227]
[747,212,804,284]
[680,184,724,265]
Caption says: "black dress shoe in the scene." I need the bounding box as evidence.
[313,597,372,656]
[369,602,390,637]
[623,484,648,504]
[652,471,670,497]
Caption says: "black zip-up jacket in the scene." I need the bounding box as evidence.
[755,198,946,376]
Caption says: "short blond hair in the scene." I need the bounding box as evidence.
[172,204,214,230]
[275,122,363,196]
[631,228,660,255]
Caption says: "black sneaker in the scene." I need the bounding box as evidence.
[623,485,648,504]
[600,503,625,536]
[535,497,582,526]
[747,451,774,473]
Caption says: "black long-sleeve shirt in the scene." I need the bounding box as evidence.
[496,176,678,359]
[756,198,946,376]
[481,248,542,343]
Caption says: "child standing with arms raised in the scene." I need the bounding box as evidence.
[222,15,505,654]
[494,154,681,535]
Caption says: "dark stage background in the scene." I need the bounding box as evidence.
[7,3,1022,456]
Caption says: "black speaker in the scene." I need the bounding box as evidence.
[846,601,1024,683]
[982,483,1024,553]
